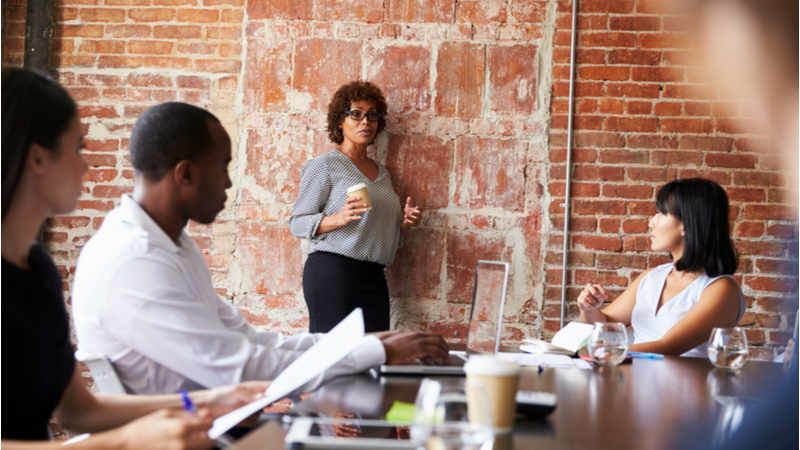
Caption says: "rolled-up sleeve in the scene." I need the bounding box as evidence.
[289,158,331,242]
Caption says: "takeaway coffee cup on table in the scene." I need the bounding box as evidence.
[346,183,372,209]
[464,355,521,433]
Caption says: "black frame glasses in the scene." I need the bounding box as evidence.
[343,110,381,122]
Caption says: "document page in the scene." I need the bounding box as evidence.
[208,308,366,439]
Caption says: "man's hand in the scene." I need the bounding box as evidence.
[379,331,449,365]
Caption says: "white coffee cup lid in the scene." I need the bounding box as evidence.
[347,183,367,193]
[464,355,521,376]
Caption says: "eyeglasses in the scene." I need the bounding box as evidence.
[343,110,381,122]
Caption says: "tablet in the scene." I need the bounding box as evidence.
[284,417,414,449]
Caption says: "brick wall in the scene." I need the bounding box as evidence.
[2,0,796,360]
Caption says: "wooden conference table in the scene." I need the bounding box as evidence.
[231,353,790,450]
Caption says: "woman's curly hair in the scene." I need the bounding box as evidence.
[326,80,388,145]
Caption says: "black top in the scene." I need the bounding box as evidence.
[2,243,75,441]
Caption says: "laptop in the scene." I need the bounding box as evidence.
[374,260,510,376]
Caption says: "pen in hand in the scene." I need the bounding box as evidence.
[180,389,196,414]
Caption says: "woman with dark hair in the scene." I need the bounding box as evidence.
[578,178,746,357]
[289,80,423,333]
[1,67,268,449]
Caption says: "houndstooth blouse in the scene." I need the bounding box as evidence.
[289,150,404,266]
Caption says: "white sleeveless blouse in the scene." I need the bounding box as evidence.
[631,263,746,358]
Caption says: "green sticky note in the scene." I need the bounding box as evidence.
[385,400,415,423]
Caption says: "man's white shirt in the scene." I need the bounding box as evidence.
[71,195,385,395]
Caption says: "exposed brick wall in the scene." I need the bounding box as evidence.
[2,0,796,361]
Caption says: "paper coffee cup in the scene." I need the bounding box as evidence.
[464,356,521,433]
[346,183,372,209]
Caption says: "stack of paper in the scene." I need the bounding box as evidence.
[495,352,592,370]
[520,321,594,356]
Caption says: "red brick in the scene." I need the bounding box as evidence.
[128,73,173,87]
[84,169,118,183]
[454,137,526,212]
[573,235,623,252]
[660,118,714,133]
[458,1,507,23]
[46,216,91,229]
[66,87,100,102]
[580,66,630,81]
[177,8,219,22]
[609,16,660,31]
[726,188,766,203]
[386,0,454,22]
[435,42,484,118]
[194,59,241,73]
[757,297,799,312]
[599,218,620,233]
[386,134,452,210]
[705,153,758,169]
[680,136,732,151]
[127,40,173,55]
[580,32,635,48]
[78,40,126,54]
[242,42,291,112]
[605,116,657,132]
[551,114,603,131]
[578,0,634,13]
[107,25,151,38]
[207,26,241,40]
[637,32,691,49]
[573,199,626,215]
[84,139,120,152]
[153,25,202,39]
[603,184,653,199]
[238,223,303,295]
[684,101,710,116]
[553,48,605,65]
[735,241,785,257]
[314,0,382,21]
[626,101,651,115]
[553,81,604,97]
[220,9,244,23]
[623,235,651,252]
[387,229,446,298]
[79,106,119,119]
[552,216,597,232]
[573,131,625,148]
[650,151,703,166]
[766,224,794,239]
[548,182,600,197]
[80,7,126,21]
[755,259,798,275]
[597,253,647,270]
[575,269,629,287]
[43,232,68,243]
[622,218,649,233]
[488,44,536,114]
[607,48,661,65]
[176,42,217,55]
[745,276,797,293]
[128,8,176,21]
[631,66,684,82]
[606,82,660,98]
[654,102,681,116]
[92,185,134,198]
[735,222,764,238]
[733,172,785,187]
[78,200,115,212]
[290,39,360,111]
[663,84,715,100]
[204,0,243,5]
[629,167,676,182]
[364,44,431,113]
[627,134,679,149]
[58,24,104,38]
[743,205,797,221]
[510,0,547,22]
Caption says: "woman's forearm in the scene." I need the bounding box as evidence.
[59,393,186,433]
[1,430,125,450]
[579,308,608,324]
[315,214,343,235]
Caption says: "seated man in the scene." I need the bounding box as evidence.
[71,102,448,395]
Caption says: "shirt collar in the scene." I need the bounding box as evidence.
[118,195,193,254]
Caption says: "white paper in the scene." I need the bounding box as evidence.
[208,308,366,439]
[551,321,594,353]
[495,352,591,370]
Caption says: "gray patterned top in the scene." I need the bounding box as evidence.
[289,150,404,266]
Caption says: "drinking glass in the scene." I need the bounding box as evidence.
[410,379,494,450]
[707,327,749,370]
[587,322,629,366]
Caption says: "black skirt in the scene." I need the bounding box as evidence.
[302,251,390,333]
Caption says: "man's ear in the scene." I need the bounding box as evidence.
[26,143,50,175]
[174,160,194,186]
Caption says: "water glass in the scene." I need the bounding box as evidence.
[410,379,494,450]
[587,322,629,366]
[707,327,748,370]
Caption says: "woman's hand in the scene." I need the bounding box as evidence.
[400,197,422,233]
[196,381,270,418]
[577,283,611,311]
[335,196,370,227]
[113,409,214,450]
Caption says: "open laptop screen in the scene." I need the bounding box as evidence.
[465,261,510,355]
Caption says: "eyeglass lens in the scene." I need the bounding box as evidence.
[347,111,380,122]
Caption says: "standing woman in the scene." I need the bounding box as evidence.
[290,81,422,333]
[1,67,266,449]
[578,178,746,356]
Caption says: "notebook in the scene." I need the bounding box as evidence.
[374,260,510,376]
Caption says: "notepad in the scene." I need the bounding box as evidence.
[520,321,594,356]
[208,308,366,439]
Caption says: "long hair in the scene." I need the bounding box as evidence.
[655,178,738,277]
[1,67,77,220]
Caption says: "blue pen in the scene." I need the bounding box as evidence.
[628,351,664,360]
[180,390,196,414]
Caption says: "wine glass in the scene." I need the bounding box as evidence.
[588,322,629,366]
[410,379,494,450]
[708,327,749,370]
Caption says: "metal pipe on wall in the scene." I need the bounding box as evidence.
[559,0,579,329]
[23,0,54,70]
